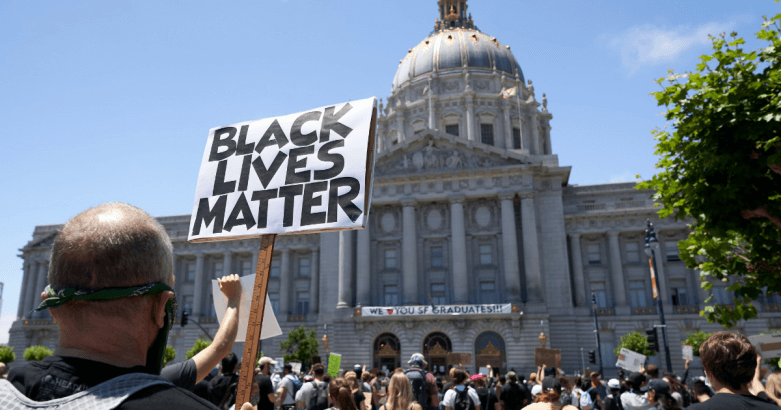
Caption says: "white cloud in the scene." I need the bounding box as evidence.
[0,314,15,345]
[607,21,736,73]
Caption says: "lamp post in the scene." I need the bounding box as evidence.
[645,219,672,373]
[591,291,603,377]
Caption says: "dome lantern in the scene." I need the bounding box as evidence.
[436,0,475,31]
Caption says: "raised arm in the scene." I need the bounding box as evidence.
[192,274,242,383]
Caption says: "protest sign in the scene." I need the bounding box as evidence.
[189,97,378,242]
[211,275,282,342]
[478,367,490,376]
[749,333,781,359]
[328,353,342,378]
[447,353,471,366]
[682,344,693,361]
[615,348,646,372]
[535,348,562,369]
[291,362,302,374]
[275,358,285,371]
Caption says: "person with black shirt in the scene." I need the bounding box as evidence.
[256,357,279,410]
[499,371,528,410]
[208,353,240,408]
[687,331,778,410]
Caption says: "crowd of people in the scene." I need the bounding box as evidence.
[1,203,781,410]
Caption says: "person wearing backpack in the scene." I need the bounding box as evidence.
[280,364,302,410]
[579,388,598,410]
[380,373,422,410]
[405,353,440,410]
[208,354,240,407]
[500,371,528,410]
[443,369,481,410]
[524,377,578,410]
[298,365,330,410]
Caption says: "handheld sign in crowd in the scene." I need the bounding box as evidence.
[535,348,562,369]
[615,348,646,372]
[187,97,377,408]
[328,353,342,378]
[682,344,694,361]
[749,333,781,359]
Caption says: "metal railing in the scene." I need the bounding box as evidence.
[672,305,699,314]
[631,306,656,315]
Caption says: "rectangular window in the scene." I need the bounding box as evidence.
[479,244,493,265]
[384,285,399,306]
[270,259,281,278]
[625,242,640,264]
[269,293,280,314]
[182,295,193,315]
[672,288,689,306]
[299,258,311,277]
[431,284,446,305]
[385,249,397,269]
[600,341,617,366]
[296,292,310,316]
[213,262,223,279]
[186,262,196,282]
[480,124,494,146]
[431,247,443,268]
[629,281,647,307]
[445,124,459,136]
[665,242,681,261]
[595,291,608,309]
[512,128,521,149]
[241,260,253,276]
[587,244,601,265]
[480,281,497,304]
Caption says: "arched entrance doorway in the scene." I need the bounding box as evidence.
[373,333,401,372]
[423,332,452,376]
[474,331,507,375]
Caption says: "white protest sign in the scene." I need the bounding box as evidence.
[682,344,694,361]
[749,333,781,359]
[615,348,646,372]
[479,367,490,376]
[211,274,282,342]
[291,362,302,374]
[189,97,378,242]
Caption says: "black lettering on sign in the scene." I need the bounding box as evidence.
[252,151,287,188]
[192,195,227,235]
[327,177,362,223]
[320,103,353,142]
[209,127,237,162]
[285,146,314,185]
[238,155,252,192]
[300,181,328,226]
[254,119,289,154]
[290,111,322,146]
[223,192,256,232]
[213,159,236,196]
[251,189,278,229]
[279,185,304,227]
[235,124,254,155]
[314,140,344,180]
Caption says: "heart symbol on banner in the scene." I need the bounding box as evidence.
[387,309,394,315]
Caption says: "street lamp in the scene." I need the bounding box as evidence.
[645,219,672,373]
[591,291,604,377]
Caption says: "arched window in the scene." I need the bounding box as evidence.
[373,333,401,372]
[423,332,452,375]
[475,331,506,375]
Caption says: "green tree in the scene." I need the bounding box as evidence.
[614,332,655,357]
[682,331,713,356]
[23,345,53,362]
[280,326,319,368]
[0,346,16,364]
[186,339,212,360]
[164,345,177,366]
[638,10,781,327]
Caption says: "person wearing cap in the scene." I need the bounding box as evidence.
[602,379,622,410]
[523,376,577,409]
[256,357,280,410]
[280,363,299,410]
[405,353,439,410]
[620,372,654,410]
[643,379,680,410]
[500,371,530,410]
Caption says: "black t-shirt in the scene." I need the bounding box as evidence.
[208,372,239,407]
[160,358,198,391]
[255,373,276,410]
[686,392,779,410]
[6,355,217,409]
[354,389,367,407]
[500,383,527,410]
[475,387,490,410]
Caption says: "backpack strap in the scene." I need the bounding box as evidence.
[0,373,173,410]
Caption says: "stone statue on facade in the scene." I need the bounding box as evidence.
[446,150,463,169]
[527,79,535,98]
[542,93,548,112]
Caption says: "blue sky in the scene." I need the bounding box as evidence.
[1,0,778,343]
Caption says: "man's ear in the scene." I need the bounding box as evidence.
[154,291,174,329]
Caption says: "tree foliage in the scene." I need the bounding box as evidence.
[638,11,781,327]
[280,326,319,368]
[0,346,15,364]
[164,345,177,366]
[187,339,212,360]
[682,331,713,356]
[23,345,53,362]
[614,332,655,357]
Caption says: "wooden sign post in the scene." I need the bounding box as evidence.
[187,97,378,409]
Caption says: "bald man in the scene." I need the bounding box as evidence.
[0,203,253,410]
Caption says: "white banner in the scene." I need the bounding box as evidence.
[211,274,282,342]
[615,348,646,372]
[189,97,377,242]
[749,333,781,359]
[361,304,512,317]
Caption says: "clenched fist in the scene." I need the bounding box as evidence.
[218,274,242,305]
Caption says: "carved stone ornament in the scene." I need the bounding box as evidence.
[376,138,517,176]
[444,81,459,91]
[475,79,489,90]
[428,342,449,356]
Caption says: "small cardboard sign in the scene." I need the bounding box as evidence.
[682,344,694,361]
[189,97,378,242]
[447,353,471,366]
[290,362,302,374]
[534,348,562,369]
[327,353,342,378]
[749,333,781,359]
[616,348,646,372]
[478,367,490,376]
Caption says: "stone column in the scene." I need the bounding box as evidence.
[607,231,628,307]
[449,196,469,303]
[502,103,512,150]
[337,231,354,309]
[428,92,436,130]
[465,98,475,141]
[520,193,543,302]
[32,261,49,318]
[280,249,291,315]
[356,225,371,307]
[530,112,540,155]
[17,261,32,318]
[222,252,232,278]
[192,252,205,317]
[568,234,587,307]
[310,249,320,314]
[499,193,522,301]
[402,198,419,305]
[544,126,552,155]
[395,113,406,143]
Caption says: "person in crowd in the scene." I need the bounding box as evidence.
[442,368,480,410]
[662,376,686,408]
[363,371,378,410]
[678,360,692,386]
[620,372,654,410]
[2,203,249,409]
[405,354,439,410]
[280,363,300,410]
[346,371,368,410]
[572,377,585,408]
[531,385,542,401]
[557,376,574,407]
[208,353,240,408]
[500,371,528,410]
[643,379,680,410]
[764,372,781,406]
[687,331,777,409]
[255,357,279,410]
[529,373,539,387]
[523,376,578,410]
[375,371,389,409]
[590,372,608,408]
[602,379,622,410]
[644,366,659,381]
[473,374,490,410]
[690,379,713,404]
[380,372,422,410]
[228,381,262,410]
[195,367,221,400]
[298,364,329,410]
[329,377,360,410]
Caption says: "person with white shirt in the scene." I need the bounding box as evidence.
[442,369,481,410]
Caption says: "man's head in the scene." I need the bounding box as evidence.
[625,372,646,391]
[313,364,325,379]
[700,331,758,391]
[221,353,238,374]
[259,357,277,375]
[645,364,659,379]
[590,372,600,383]
[284,363,293,375]
[506,371,518,383]
[408,353,427,368]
